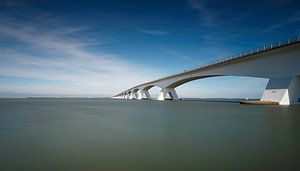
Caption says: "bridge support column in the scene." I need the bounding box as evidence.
[144,91,151,99]
[133,91,138,99]
[129,92,134,99]
[137,90,152,100]
[137,91,143,100]
[261,76,300,105]
[157,88,179,101]
[127,93,130,99]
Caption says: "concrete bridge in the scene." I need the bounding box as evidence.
[114,37,300,105]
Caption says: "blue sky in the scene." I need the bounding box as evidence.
[0,0,299,98]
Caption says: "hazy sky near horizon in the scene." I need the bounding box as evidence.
[0,0,300,98]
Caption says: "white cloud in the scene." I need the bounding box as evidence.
[0,15,162,97]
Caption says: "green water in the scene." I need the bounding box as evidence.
[0,99,300,171]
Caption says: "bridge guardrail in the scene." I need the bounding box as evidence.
[181,35,300,73]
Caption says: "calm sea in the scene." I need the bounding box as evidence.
[0,98,300,171]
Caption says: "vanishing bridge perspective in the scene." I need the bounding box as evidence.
[114,37,300,105]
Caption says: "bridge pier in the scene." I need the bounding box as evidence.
[137,91,143,100]
[261,76,300,105]
[137,90,151,100]
[129,92,134,99]
[157,88,179,101]
[145,91,151,99]
[133,91,138,99]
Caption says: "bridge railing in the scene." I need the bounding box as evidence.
[182,35,300,73]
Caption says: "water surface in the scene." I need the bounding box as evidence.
[0,99,300,171]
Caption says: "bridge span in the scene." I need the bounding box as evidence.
[114,37,300,105]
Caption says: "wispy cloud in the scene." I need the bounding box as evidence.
[262,12,300,33]
[160,47,201,66]
[138,29,168,36]
[197,33,237,61]
[187,0,217,27]
[0,14,161,97]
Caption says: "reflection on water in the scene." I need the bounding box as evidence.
[0,99,300,171]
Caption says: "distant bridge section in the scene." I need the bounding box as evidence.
[114,36,300,105]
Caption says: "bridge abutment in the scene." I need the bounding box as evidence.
[261,76,300,105]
